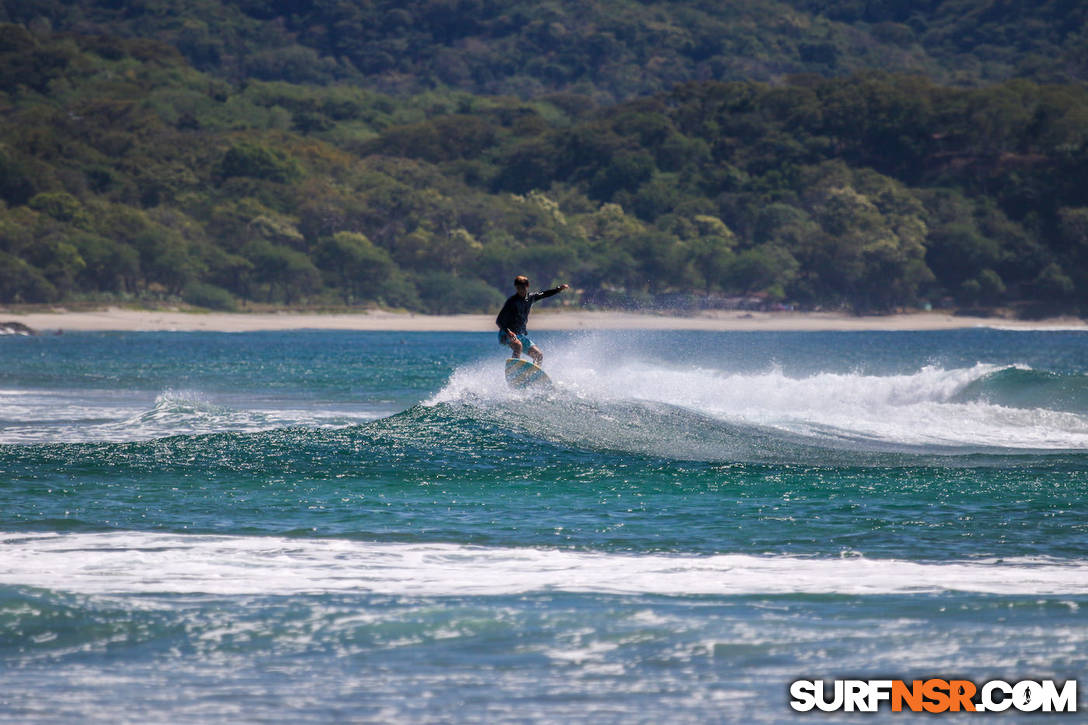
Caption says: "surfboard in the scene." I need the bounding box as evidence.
[505,358,552,389]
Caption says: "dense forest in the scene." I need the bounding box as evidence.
[1,1,1087,314]
[6,0,1086,96]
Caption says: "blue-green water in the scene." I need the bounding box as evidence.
[1,329,1086,722]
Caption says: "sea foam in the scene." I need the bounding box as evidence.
[430,340,1088,451]
[3,531,1086,597]
[0,388,383,444]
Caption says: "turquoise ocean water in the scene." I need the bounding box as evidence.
[1,328,1086,722]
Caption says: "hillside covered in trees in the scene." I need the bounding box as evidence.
[1,1,1087,314]
[7,0,1087,96]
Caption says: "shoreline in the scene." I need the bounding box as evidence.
[3,307,1086,333]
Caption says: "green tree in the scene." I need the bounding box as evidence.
[0,251,57,302]
[204,247,255,302]
[0,150,36,205]
[313,231,401,304]
[217,144,302,183]
[416,271,504,314]
[587,150,655,201]
[926,222,1003,291]
[29,192,87,226]
[245,241,322,303]
[72,233,140,293]
[26,239,86,297]
[797,170,932,311]
[1032,262,1075,301]
[723,244,799,297]
[143,236,203,296]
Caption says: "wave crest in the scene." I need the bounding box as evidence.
[429,350,1088,455]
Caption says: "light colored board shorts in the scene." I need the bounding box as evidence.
[498,330,535,351]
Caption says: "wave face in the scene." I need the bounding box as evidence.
[431,349,1088,456]
[953,365,1088,412]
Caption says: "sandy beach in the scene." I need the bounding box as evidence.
[2,307,1086,333]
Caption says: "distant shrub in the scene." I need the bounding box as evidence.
[0,252,57,303]
[182,281,237,310]
[216,144,301,183]
[0,151,36,205]
[29,191,85,224]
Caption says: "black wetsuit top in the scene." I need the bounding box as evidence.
[495,287,563,335]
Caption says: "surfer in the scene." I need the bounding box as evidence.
[496,276,569,365]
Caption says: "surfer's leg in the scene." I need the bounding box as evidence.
[500,329,523,358]
[528,345,543,365]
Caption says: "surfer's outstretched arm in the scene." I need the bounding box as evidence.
[530,283,569,302]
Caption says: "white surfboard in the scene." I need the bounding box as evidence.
[505,358,552,389]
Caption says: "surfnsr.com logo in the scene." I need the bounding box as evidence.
[790,679,1078,713]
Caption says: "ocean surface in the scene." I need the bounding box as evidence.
[1,328,1086,722]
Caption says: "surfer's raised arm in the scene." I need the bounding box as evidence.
[530,283,569,302]
[495,276,569,366]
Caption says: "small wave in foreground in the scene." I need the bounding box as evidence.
[4,531,1086,597]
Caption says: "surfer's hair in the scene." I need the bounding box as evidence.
[514,275,529,287]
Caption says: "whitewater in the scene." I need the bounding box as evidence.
[433,354,1088,452]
